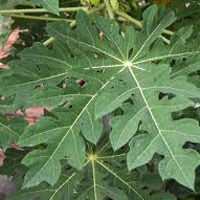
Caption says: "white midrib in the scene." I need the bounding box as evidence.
[6,72,68,88]
[0,121,19,137]
[132,51,200,65]
[86,108,95,142]
[99,24,126,61]
[131,22,162,62]
[55,29,124,63]
[49,161,91,200]
[22,53,72,68]
[24,92,98,187]
[48,160,90,200]
[49,173,77,200]
[92,159,98,200]
[96,160,145,200]
[128,66,192,188]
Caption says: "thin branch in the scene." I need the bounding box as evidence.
[2,14,75,22]
[115,10,142,29]
[88,3,105,14]
[98,153,127,159]
[43,20,76,46]
[43,3,105,46]
[160,35,170,44]
[115,10,174,36]
[163,29,174,36]
[104,0,114,19]
[43,37,56,46]
[0,7,88,14]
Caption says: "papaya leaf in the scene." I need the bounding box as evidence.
[1,5,200,192]
[8,143,173,200]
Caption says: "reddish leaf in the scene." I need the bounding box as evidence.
[25,106,44,125]
[0,28,20,69]
[98,31,104,40]
[6,107,44,125]
[0,149,5,168]
[10,143,24,151]
[6,110,23,120]
[25,106,44,119]
[24,117,37,125]
[0,63,7,69]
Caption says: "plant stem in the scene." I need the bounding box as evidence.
[88,3,105,14]
[160,35,170,44]
[43,20,76,46]
[104,0,114,19]
[0,7,88,14]
[43,37,55,46]
[163,29,174,36]
[115,10,142,28]
[2,14,75,22]
[115,10,174,36]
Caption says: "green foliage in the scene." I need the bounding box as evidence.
[81,0,100,6]
[7,139,176,200]
[1,1,200,199]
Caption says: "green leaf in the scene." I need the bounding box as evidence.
[0,41,73,112]
[76,163,130,200]
[7,172,78,200]
[0,117,26,151]
[170,26,200,78]
[18,95,103,187]
[127,102,200,190]
[8,142,157,200]
[0,148,27,185]
[150,193,176,200]
[15,48,110,187]
[90,0,100,6]
[2,5,200,192]
[30,0,59,15]
[110,0,119,11]
[88,6,200,190]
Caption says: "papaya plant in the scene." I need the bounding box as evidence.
[0,0,200,199]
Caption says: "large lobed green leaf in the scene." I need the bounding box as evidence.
[1,4,200,192]
[8,142,175,200]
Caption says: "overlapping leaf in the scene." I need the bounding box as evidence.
[85,6,200,191]
[7,172,78,200]
[18,83,105,187]
[8,144,175,200]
